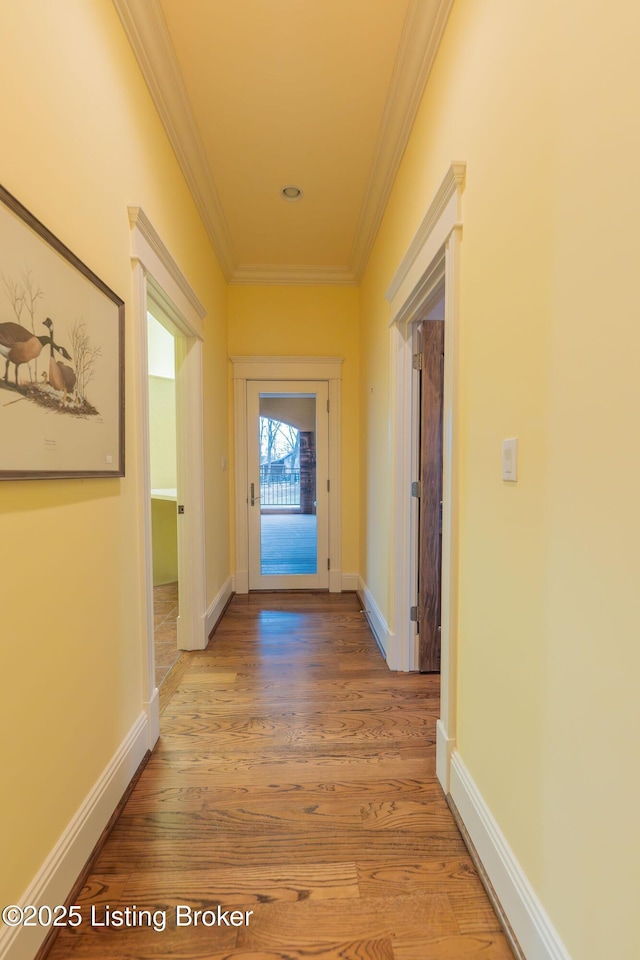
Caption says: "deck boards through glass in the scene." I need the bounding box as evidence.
[260,513,317,575]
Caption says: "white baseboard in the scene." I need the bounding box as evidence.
[145,686,160,749]
[0,713,149,960]
[450,752,571,960]
[436,718,455,793]
[233,570,356,595]
[357,577,391,663]
[329,568,342,593]
[205,576,234,638]
[341,572,359,591]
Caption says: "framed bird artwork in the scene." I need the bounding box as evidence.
[0,184,124,479]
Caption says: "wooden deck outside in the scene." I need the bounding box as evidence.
[260,513,317,575]
[44,592,514,960]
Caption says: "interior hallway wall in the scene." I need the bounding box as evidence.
[0,0,229,913]
[358,2,640,957]
[228,285,360,576]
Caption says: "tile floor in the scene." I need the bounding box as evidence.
[153,580,179,687]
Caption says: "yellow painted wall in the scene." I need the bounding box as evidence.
[149,376,177,490]
[360,1,640,957]
[0,0,228,910]
[151,498,179,585]
[4,2,637,954]
[228,285,360,574]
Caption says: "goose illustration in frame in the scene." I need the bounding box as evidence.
[0,184,124,479]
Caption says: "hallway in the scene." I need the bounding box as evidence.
[45,593,512,959]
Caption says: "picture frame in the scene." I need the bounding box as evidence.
[0,184,124,479]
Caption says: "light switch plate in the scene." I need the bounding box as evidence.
[502,437,518,481]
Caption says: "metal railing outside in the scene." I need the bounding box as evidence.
[260,465,301,506]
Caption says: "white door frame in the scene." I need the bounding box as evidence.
[129,207,207,747]
[385,163,466,792]
[231,356,343,593]
[247,380,329,590]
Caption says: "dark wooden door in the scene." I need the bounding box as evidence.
[417,320,444,672]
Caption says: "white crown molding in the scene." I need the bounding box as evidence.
[114,0,453,286]
[349,0,456,281]
[114,0,236,279]
[230,264,357,286]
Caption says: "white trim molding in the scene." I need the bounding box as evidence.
[113,0,453,284]
[146,687,160,749]
[385,162,466,794]
[450,752,572,960]
[386,161,466,316]
[230,356,344,381]
[341,573,359,591]
[230,264,357,287]
[436,718,456,789]
[129,257,159,728]
[350,0,455,280]
[128,207,206,328]
[0,714,149,960]
[129,207,209,697]
[357,577,391,663]
[205,576,234,638]
[116,2,236,277]
[231,356,343,594]
[173,333,207,652]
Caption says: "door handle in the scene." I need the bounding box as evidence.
[250,482,256,506]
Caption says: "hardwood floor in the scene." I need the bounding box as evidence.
[46,592,513,959]
[154,581,179,687]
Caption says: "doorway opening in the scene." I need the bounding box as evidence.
[147,311,179,686]
[247,382,329,589]
[415,292,445,672]
[129,206,208,747]
[231,356,343,594]
[386,161,465,790]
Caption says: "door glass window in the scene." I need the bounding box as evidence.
[258,394,317,576]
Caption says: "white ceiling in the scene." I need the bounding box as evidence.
[114,0,454,284]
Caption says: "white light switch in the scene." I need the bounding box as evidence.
[502,438,518,482]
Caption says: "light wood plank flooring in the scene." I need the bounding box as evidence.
[154,581,179,687]
[46,592,513,960]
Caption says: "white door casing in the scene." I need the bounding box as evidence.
[247,380,329,590]
[385,162,465,792]
[231,356,343,594]
[129,207,207,747]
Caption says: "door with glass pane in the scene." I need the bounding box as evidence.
[247,381,329,589]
